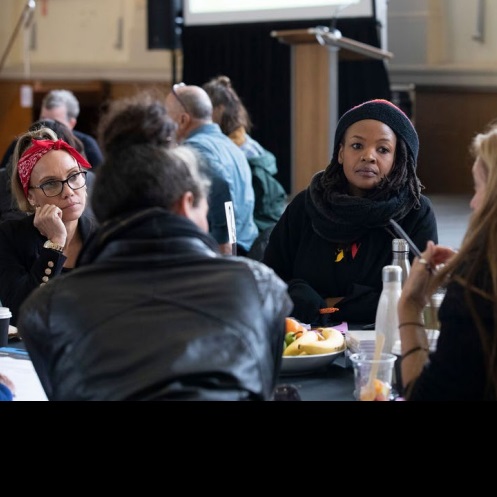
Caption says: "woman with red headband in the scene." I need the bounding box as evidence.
[0,127,97,326]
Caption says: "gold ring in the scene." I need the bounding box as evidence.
[418,258,428,265]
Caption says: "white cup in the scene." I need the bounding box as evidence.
[0,307,12,319]
[0,307,12,347]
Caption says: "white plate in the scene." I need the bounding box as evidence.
[280,347,346,376]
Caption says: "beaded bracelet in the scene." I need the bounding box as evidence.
[398,322,425,329]
[401,345,429,360]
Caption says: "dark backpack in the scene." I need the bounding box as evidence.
[248,148,287,232]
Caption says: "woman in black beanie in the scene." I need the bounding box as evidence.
[262,99,438,327]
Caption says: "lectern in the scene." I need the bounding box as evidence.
[271,27,393,195]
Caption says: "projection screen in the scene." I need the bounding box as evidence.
[183,0,375,26]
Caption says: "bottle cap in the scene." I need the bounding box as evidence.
[382,265,402,282]
[392,238,409,253]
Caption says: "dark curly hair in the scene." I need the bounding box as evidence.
[97,90,177,156]
[92,90,209,222]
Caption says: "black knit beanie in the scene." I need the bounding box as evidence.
[333,99,419,162]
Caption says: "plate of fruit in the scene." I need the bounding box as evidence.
[281,318,346,375]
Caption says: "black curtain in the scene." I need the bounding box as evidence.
[182,17,391,193]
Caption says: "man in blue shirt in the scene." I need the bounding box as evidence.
[165,83,258,255]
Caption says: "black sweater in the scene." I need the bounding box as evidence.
[263,190,438,326]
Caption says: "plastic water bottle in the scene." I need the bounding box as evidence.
[374,265,402,355]
[391,238,410,288]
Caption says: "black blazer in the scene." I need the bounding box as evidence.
[73,130,103,168]
[0,210,98,325]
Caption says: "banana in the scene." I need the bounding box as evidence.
[298,327,345,355]
[283,331,319,356]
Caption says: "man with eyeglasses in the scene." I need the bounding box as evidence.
[0,127,98,326]
[165,83,258,256]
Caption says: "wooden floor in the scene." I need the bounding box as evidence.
[427,193,472,250]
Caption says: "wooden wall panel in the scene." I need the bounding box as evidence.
[0,82,33,157]
[0,80,175,169]
[415,87,497,194]
[108,82,170,101]
[0,80,109,161]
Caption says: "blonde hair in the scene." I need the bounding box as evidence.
[431,122,497,398]
[11,127,58,213]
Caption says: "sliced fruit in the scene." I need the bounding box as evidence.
[285,317,307,334]
[283,331,319,356]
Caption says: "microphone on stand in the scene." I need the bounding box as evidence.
[0,0,36,73]
[24,0,36,29]
[329,1,355,36]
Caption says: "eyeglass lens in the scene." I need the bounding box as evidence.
[40,171,87,197]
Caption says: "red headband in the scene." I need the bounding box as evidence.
[17,139,92,197]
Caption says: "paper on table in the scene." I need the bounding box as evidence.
[224,201,236,244]
[346,328,377,353]
[0,356,47,401]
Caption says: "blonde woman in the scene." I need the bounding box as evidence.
[0,127,97,325]
[399,122,497,400]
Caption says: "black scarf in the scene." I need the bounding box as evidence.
[306,171,417,243]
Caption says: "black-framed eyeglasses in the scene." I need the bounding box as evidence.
[29,171,87,197]
[172,82,188,113]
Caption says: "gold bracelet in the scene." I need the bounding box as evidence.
[43,240,64,253]
[398,322,425,329]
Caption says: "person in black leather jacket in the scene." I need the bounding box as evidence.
[17,92,293,401]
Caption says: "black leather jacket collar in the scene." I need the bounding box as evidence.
[78,207,219,266]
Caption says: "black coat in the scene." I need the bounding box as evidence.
[73,130,103,168]
[408,277,492,400]
[17,208,292,401]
